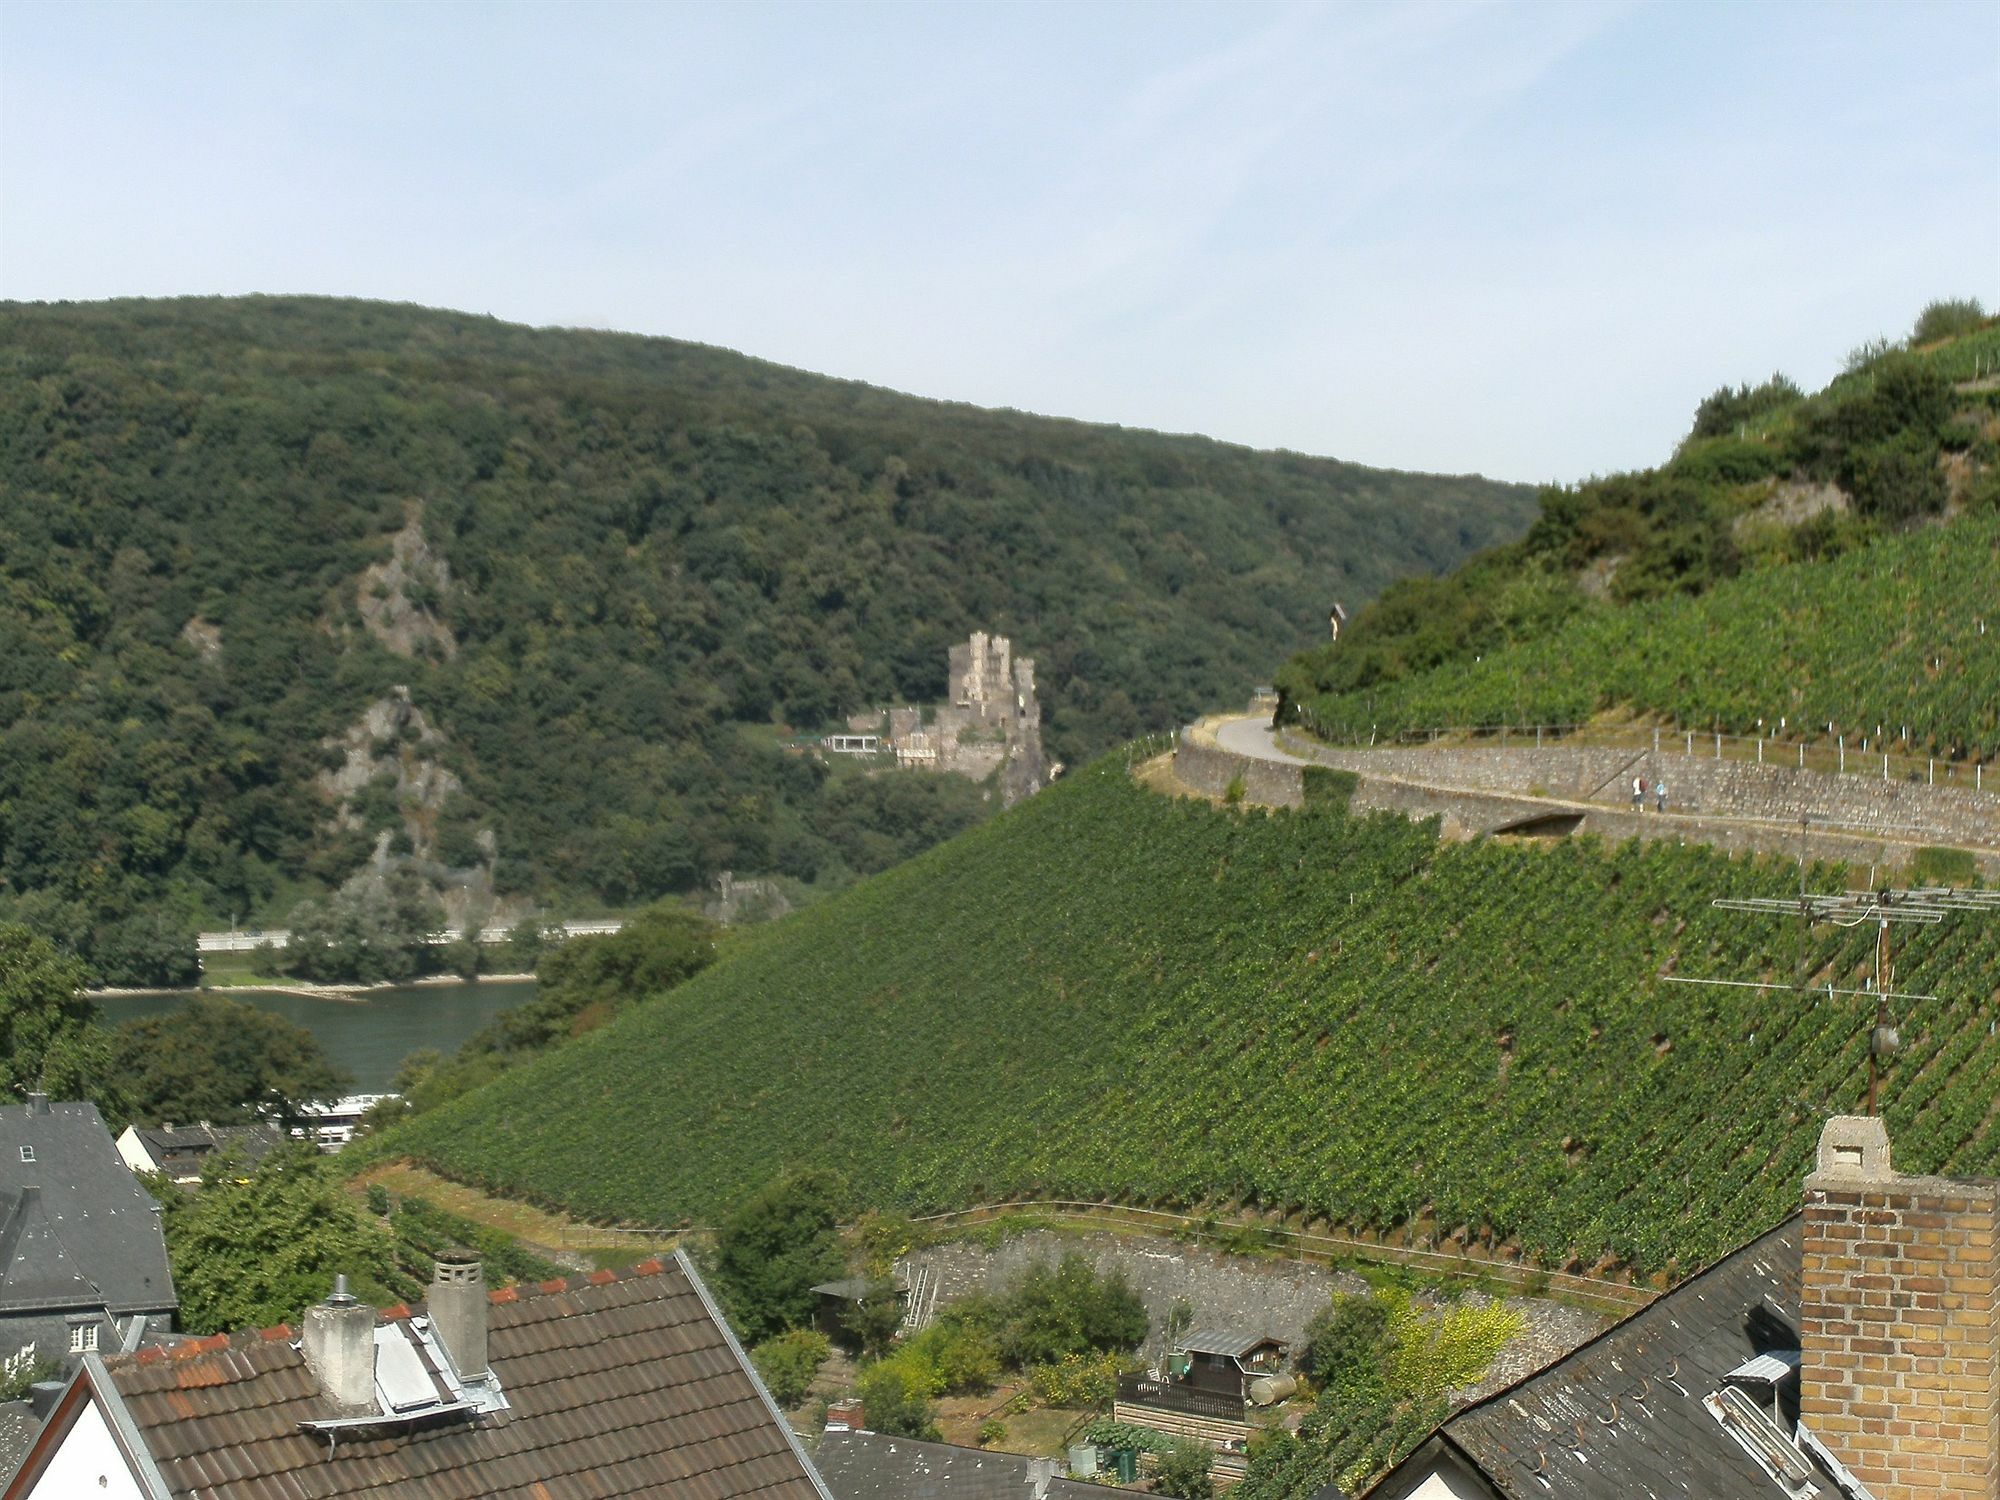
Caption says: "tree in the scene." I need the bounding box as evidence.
[152,1147,416,1333]
[992,1253,1148,1368]
[0,924,100,1097]
[108,994,350,1125]
[709,1170,846,1344]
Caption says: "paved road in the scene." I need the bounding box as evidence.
[1213,716,1296,763]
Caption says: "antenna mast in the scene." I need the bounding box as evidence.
[1672,885,2000,1115]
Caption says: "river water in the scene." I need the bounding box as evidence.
[97,981,537,1092]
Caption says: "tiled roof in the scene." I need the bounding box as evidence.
[102,1250,831,1499]
[0,1100,175,1319]
[136,1123,281,1170]
[814,1430,1098,1500]
[1376,1218,1812,1498]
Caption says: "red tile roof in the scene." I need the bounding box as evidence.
[100,1250,829,1499]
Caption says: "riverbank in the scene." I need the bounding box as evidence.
[89,972,537,999]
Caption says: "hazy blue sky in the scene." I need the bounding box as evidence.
[3,0,1995,481]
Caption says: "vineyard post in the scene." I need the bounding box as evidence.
[1686,731,1693,756]
[1715,733,1721,760]
[1839,737,1845,774]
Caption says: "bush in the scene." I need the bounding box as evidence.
[1026,1350,1121,1408]
[893,1317,1001,1396]
[1224,774,1246,805]
[711,1169,846,1344]
[365,1183,391,1216]
[1380,1291,1522,1399]
[857,1360,941,1441]
[1686,375,1803,441]
[976,1418,1007,1448]
[750,1329,830,1408]
[1912,297,1987,346]
[1155,1439,1215,1499]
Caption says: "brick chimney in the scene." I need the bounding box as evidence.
[301,1275,377,1412]
[1800,1115,2000,1497]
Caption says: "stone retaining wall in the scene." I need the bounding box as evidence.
[1175,727,1304,809]
[1286,739,2000,850]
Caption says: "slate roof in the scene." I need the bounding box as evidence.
[0,1401,37,1490]
[0,1100,175,1318]
[131,1122,282,1175]
[814,1430,1099,1500]
[1371,1217,1819,1499]
[98,1250,832,1499]
[1179,1326,1280,1359]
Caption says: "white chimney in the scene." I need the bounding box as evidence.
[429,1254,488,1381]
[301,1276,376,1412]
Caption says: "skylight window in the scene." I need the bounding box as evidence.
[17,1146,31,1162]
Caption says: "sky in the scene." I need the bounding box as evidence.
[2,0,1995,483]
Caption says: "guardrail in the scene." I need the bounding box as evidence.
[1116,1373,1245,1422]
[1291,718,1994,794]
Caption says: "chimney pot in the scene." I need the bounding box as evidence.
[1810,1113,1891,1181]
[301,1276,377,1412]
[429,1254,488,1381]
[26,1093,49,1116]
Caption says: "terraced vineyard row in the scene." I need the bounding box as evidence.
[375,758,2000,1277]
[1289,516,2000,757]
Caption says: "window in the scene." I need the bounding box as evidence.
[69,1323,98,1353]
[18,1146,32,1162]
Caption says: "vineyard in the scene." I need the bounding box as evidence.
[1289,515,2000,756]
[373,756,2000,1278]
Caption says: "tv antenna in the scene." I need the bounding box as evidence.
[1668,878,1999,1114]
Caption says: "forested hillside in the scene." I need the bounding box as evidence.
[375,756,2000,1276]
[1278,304,2000,751]
[0,296,1532,981]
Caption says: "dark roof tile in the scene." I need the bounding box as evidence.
[99,1250,828,1500]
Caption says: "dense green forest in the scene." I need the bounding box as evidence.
[0,296,1532,982]
[1277,307,2000,750]
[370,755,2000,1276]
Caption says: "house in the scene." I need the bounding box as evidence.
[1363,1114,1995,1500]
[114,1121,283,1185]
[0,1096,176,1369]
[1111,1323,1290,1483]
[3,1248,834,1499]
[291,1093,396,1151]
[815,1428,1100,1500]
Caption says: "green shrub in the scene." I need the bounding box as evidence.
[976,1418,1007,1447]
[1224,774,1247,805]
[1912,297,1988,346]
[750,1329,830,1408]
[1155,1439,1215,1499]
[1026,1349,1121,1408]
[365,1183,391,1216]
[1381,1290,1522,1399]
[857,1360,941,1441]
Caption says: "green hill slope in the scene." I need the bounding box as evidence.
[377,757,2000,1275]
[1277,315,2000,752]
[0,296,1531,980]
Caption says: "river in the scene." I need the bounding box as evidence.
[97,981,537,1092]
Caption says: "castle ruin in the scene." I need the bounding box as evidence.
[835,632,1046,806]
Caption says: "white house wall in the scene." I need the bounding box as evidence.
[23,1394,149,1499]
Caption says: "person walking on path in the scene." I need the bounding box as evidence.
[1655,779,1668,814]
[1632,774,1644,811]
